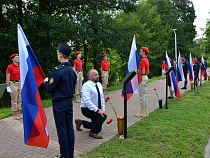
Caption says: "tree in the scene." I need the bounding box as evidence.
[171,0,196,53]
[112,1,171,77]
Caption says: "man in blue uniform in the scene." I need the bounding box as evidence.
[193,57,200,88]
[181,55,189,89]
[44,43,77,158]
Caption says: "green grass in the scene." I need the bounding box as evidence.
[42,99,52,108]
[0,108,12,119]
[148,75,162,82]
[80,81,210,158]
[107,84,122,92]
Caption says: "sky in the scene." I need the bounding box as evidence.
[191,0,210,37]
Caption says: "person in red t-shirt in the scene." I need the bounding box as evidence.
[161,60,166,80]
[135,46,150,118]
[73,51,83,102]
[6,53,22,120]
[100,54,110,94]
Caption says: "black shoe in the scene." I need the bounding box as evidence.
[167,96,174,99]
[181,87,187,89]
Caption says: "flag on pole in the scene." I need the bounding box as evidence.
[18,24,49,148]
[121,35,141,100]
[176,52,185,83]
[201,56,207,78]
[165,52,182,98]
[189,53,194,82]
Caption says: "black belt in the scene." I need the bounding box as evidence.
[76,71,82,73]
[103,70,108,71]
[10,80,20,82]
[142,74,147,76]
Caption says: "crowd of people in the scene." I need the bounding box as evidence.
[6,42,208,158]
[161,54,208,98]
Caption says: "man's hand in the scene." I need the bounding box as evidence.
[7,87,12,93]
[44,77,49,84]
[97,109,106,117]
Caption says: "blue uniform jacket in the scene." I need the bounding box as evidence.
[183,60,189,76]
[45,62,77,102]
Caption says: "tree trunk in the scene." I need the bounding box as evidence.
[0,0,4,28]
[83,44,87,72]
[17,0,23,26]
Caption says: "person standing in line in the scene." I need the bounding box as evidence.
[135,46,150,118]
[44,43,77,158]
[167,55,175,99]
[73,51,83,102]
[181,55,189,89]
[193,57,200,87]
[161,60,166,80]
[6,53,22,120]
[204,58,208,80]
[100,54,110,94]
[75,69,107,139]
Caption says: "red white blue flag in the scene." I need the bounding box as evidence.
[176,52,185,83]
[121,35,141,100]
[201,56,207,78]
[165,52,181,98]
[18,24,49,148]
[189,53,194,82]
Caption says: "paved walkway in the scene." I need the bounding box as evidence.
[0,78,202,158]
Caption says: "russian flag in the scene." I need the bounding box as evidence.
[18,24,49,148]
[176,52,185,83]
[201,56,207,78]
[121,35,141,100]
[189,53,194,82]
[165,52,182,98]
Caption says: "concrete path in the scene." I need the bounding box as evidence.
[0,78,204,158]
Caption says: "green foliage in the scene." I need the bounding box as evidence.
[113,1,171,77]
[0,0,199,102]
[170,0,196,53]
[204,19,210,55]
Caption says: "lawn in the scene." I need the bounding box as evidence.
[80,81,210,158]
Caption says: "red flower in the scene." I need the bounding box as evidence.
[154,88,160,100]
[105,97,118,118]
[105,96,110,102]
[106,119,113,124]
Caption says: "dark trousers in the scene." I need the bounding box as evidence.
[184,74,188,87]
[81,108,107,134]
[53,99,74,158]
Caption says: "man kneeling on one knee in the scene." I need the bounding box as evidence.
[75,69,107,139]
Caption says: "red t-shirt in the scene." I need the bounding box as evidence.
[140,56,149,74]
[162,63,165,69]
[6,63,20,80]
[73,58,83,71]
[101,60,110,71]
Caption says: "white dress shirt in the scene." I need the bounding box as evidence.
[80,80,105,112]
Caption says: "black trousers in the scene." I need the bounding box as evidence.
[53,98,74,158]
[81,108,107,134]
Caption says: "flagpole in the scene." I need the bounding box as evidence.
[165,51,168,109]
[123,85,127,139]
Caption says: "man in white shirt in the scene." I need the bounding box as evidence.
[75,69,107,139]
